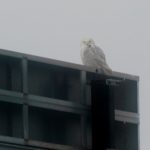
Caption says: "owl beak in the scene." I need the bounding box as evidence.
[87,43,92,47]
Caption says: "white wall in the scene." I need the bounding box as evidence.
[0,0,149,149]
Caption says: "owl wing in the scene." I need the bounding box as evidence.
[91,46,107,65]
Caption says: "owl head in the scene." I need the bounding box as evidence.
[81,38,95,47]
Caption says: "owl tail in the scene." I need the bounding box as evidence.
[101,65,113,75]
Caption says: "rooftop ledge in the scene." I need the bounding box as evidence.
[0,48,139,81]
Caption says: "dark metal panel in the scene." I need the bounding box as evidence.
[0,54,22,92]
[114,79,138,113]
[28,60,82,103]
[28,107,82,148]
[6,63,12,90]
[0,102,23,138]
[115,121,138,150]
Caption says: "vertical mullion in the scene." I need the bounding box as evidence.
[80,71,86,104]
[137,80,140,150]
[22,57,29,141]
[107,85,115,148]
[22,57,28,94]
[80,71,87,148]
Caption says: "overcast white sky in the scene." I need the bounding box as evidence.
[0,0,149,149]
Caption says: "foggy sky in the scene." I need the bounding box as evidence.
[0,0,149,149]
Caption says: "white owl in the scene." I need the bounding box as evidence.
[80,38,112,74]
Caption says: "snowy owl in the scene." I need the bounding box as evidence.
[80,38,112,74]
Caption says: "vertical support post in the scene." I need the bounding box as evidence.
[137,79,140,150]
[91,80,116,150]
[22,57,28,94]
[107,85,115,148]
[91,80,108,150]
[22,57,29,141]
[80,71,87,148]
[80,71,87,104]
[106,79,122,149]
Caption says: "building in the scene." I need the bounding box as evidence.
[0,49,139,150]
